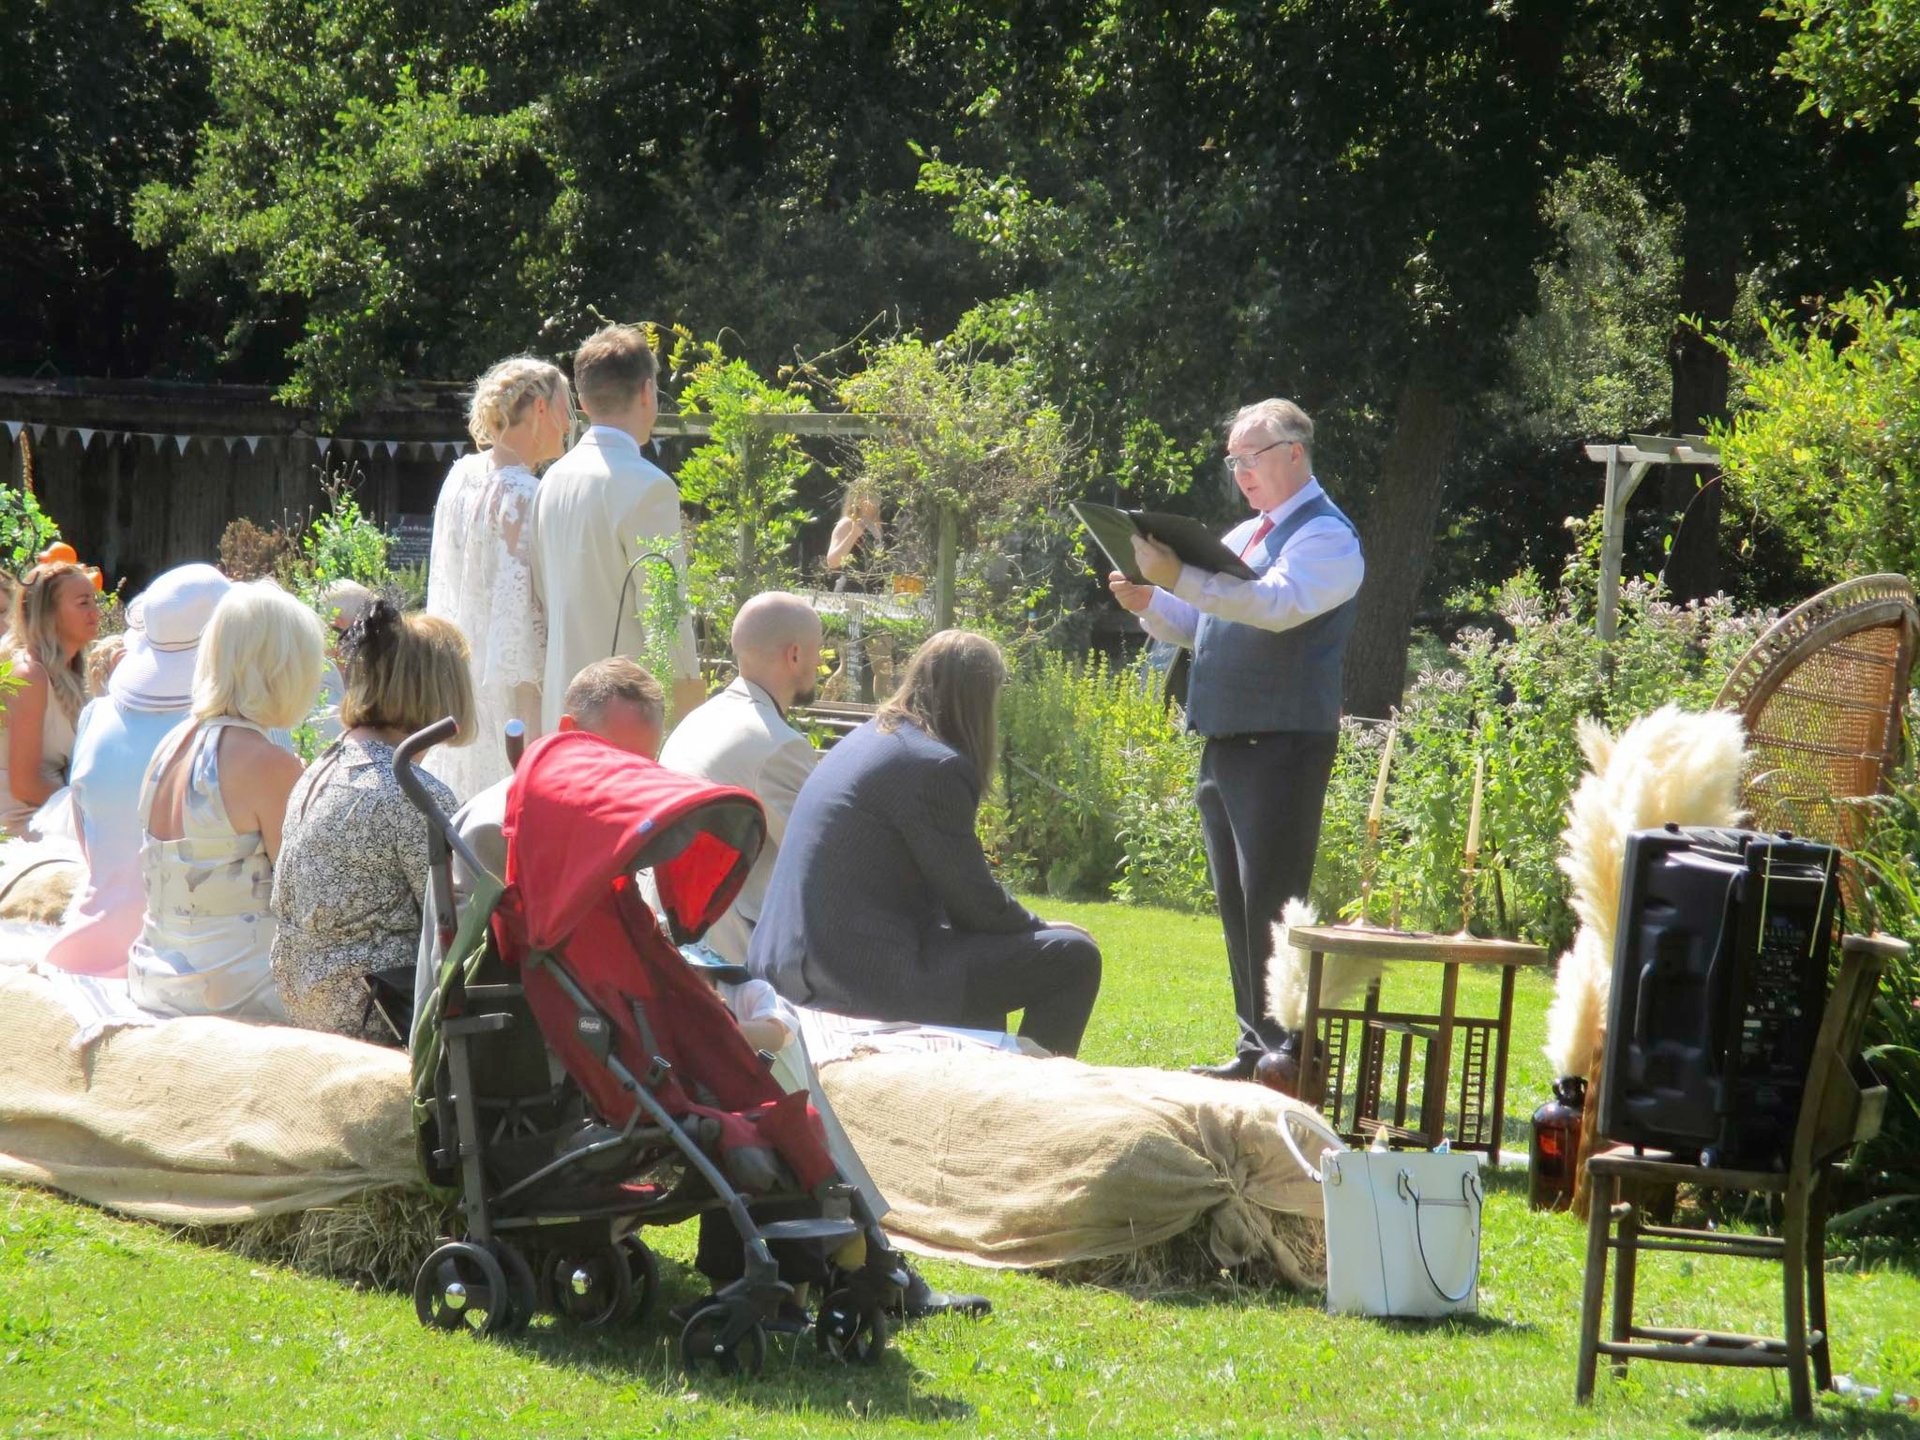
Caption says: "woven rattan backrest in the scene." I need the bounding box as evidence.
[1715,575,1919,861]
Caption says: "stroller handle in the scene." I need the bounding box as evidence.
[393,718,493,885]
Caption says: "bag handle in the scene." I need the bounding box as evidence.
[1396,1167,1483,1305]
[1278,1105,1349,1184]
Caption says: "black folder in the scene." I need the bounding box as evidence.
[1071,501,1257,585]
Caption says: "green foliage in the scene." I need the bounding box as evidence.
[630,554,689,702]
[1846,780,1920,1221]
[993,648,1204,907]
[0,480,62,575]
[839,334,1076,633]
[133,0,553,416]
[296,473,390,601]
[659,329,817,634]
[1773,0,1920,133]
[1314,575,1768,948]
[1715,287,1920,583]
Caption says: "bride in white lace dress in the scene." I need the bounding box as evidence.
[425,357,574,802]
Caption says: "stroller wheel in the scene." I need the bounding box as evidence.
[544,1243,632,1327]
[488,1240,540,1335]
[413,1241,511,1337]
[620,1236,660,1325]
[815,1287,889,1366]
[679,1302,767,1377]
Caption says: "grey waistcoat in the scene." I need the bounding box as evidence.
[1184,492,1360,737]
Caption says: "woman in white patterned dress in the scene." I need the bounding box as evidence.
[425,356,573,802]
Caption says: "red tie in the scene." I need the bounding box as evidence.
[1241,515,1274,560]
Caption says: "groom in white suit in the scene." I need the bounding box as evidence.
[658,592,823,968]
[532,324,704,733]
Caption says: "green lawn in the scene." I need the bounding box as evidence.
[4,899,1919,1439]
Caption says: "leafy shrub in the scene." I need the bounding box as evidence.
[298,472,390,599]
[1715,287,1920,583]
[1314,573,1768,948]
[218,517,299,583]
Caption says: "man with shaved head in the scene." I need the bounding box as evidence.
[658,592,823,968]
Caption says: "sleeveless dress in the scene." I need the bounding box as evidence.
[425,453,546,803]
[0,681,77,837]
[125,717,286,1021]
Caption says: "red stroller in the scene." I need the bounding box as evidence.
[400,721,905,1374]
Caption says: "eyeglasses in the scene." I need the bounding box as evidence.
[1223,438,1296,474]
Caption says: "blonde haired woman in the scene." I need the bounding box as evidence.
[425,355,572,802]
[0,561,100,836]
[127,581,325,1019]
[271,601,471,1043]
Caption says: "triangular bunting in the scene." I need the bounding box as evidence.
[173,435,193,455]
[75,429,95,450]
[243,436,263,455]
[314,436,333,457]
[140,433,165,452]
[222,436,241,453]
[430,442,450,461]
[4,422,20,443]
[383,440,401,458]
[27,424,47,443]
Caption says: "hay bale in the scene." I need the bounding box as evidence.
[1045,1212,1324,1299]
[185,1185,454,1292]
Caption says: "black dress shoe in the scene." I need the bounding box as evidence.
[899,1265,991,1321]
[1188,1052,1260,1082]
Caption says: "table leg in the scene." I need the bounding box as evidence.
[1429,960,1461,1149]
[1489,964,1518,1165]
[1302,951,1325,1112]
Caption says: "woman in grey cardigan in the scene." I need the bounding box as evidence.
[747,630,1102,1056]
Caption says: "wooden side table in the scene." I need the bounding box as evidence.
[1288,925,1548,1164]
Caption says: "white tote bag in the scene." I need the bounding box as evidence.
[1280,1108,1484,1319]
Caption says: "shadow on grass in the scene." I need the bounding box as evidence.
[477,1258,976,1425]
[1689,1403,1920,1436]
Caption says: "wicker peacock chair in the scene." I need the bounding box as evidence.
[1714,573,1919,889]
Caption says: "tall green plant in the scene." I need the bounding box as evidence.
[839,335,1075,634]
[298,472,390,600]
[661,331,816,634]
[1715,288,1920,583]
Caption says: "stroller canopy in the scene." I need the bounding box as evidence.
[504,730,766,950]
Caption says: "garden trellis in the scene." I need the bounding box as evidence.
[1584,434,1721,643]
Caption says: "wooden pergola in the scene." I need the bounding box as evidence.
[1583,433,1722,643]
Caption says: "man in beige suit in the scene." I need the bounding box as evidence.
[658,592,822,968]
[532,324,703,733]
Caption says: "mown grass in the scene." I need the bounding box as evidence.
[3,898,1919,1438]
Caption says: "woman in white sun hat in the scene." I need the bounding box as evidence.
[43,564,233,977]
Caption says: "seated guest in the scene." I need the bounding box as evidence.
[0,561,100,837]
[748,629,1102,1057]
[46,565,231,977]
[272,601,471,1043]
[126,581,323,1019]
[658,592,823,967]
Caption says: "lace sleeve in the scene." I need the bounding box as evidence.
[475,467,547,693]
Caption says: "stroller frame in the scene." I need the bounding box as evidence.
[397,719,905,1373]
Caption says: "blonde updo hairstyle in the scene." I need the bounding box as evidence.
[8,562,94,725]
[466,356,573,451]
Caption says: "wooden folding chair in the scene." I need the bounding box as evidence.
[1574,933,1904,1420]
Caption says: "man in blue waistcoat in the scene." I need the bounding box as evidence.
[1109,399,1365,1080]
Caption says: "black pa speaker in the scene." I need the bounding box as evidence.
[1597,825,1841,1169]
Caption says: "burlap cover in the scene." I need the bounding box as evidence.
[819,1050,1324,1282]
[0,967,415,1223]
[0,961,1324,1283]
